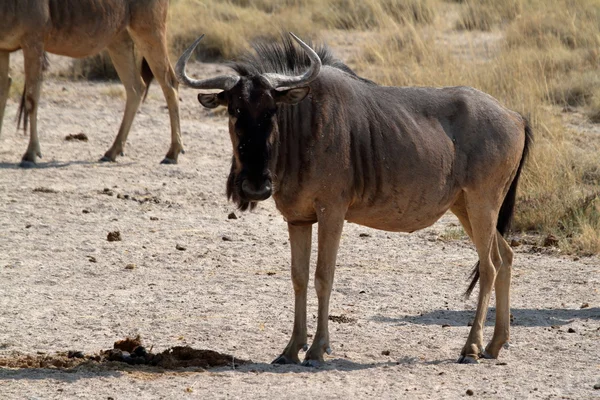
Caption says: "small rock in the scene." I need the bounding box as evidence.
[567,327,576,333]
[594,383,600,390]
[228,212,238,220]
[441,324,451,328]
[150,216,159,221]
[580,303,589,309]
[82,209,90,214]
[107,231,121,242]
[117,193,124,199]
[175,244,186,251]
[266,271,276,276]
[359,233,371,238]
[102,188,114,196]
[87,256,97,263]
[466,389,474,396]
[573,256,580,261]
[381,350,390,356]
[33,187,58,194]
[25,224,32,229]
[125,264,136,270]
[543,234,559,247]
[359,290,366,294]
[510,239,521,247]
[222,235,233,241]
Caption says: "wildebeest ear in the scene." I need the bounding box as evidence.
[198,92,226,109]
[274,87,310,105]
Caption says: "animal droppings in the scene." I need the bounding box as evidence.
[359,233,371,238]
[466,389,474,396]
[222,236,233,241]
[381,350,390,356]
[125,264,136,270]
[176,244,186,251]
[107,231,121,242]
[329,315,356,324]
[65,133,89,142]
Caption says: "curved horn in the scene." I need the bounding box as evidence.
[175,34,240,91]
[263,32,322,90]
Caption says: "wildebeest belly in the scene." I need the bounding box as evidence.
[345,186,460,232]
[44,0,129,57]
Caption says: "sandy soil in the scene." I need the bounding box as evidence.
[0,54,599,399]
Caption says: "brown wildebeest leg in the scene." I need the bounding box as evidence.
[452,192,513,362]
[101,31,145,162]
[129,28,182,164]
[0,51,10,138]
[272,223,312,364]
[20,40,44,167]
[485,231,513,358]
[457,194,500,363]
[303,207,345,366]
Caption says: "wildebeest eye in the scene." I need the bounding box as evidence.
[228,106,242,117]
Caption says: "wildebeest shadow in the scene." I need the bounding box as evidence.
[373,307,600,327]
[0,358,403,382]
[0,160,136,169]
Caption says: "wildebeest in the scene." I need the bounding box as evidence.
[176,33,532,365]
[0,0,183,166]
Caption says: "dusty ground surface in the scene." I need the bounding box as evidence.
[0,50,599,399]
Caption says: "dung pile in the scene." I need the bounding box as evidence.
[0,336,250,371]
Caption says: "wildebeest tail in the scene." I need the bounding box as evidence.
[465,116,533,298]
[141,58,153,102]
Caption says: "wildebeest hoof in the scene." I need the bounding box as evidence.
[99,155,116,162]
[457,355,479,364]
[480,350,496,359]
[301,359,322,368]
[160,157,177,165]
[301,344,309,352]
[19,159,37,168]
[325,347,332,355]
[271,354,299,365]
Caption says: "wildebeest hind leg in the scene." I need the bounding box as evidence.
[101,32,145,162]
[458,196,499,364]
[483,232,513,359]
[272,223,312,365]
[20,41,44,167]
[0,51,10,138]
[303,207,345,367]
[129,29,182,164]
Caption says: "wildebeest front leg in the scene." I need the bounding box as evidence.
[0,51,10,138]
[303,208,345,367]
[272,223,312,364]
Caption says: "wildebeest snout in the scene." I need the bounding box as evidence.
[241,178,272,201]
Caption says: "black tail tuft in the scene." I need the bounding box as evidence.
[464,116,533,298]
[141,58,153,102]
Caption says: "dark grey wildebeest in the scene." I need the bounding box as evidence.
[176,33,532,365]
[0,0,183,166]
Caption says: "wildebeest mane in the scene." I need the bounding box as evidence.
[228,35,374,84]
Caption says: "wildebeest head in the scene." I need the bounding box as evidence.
[175,33,321,210]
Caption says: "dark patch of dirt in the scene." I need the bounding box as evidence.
[328,315,356,324]
[65,133,89,142]
[33,187,58,194]
[0,337,250,371]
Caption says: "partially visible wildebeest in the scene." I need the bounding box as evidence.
[176,33,532,365]
[0,0,183,166]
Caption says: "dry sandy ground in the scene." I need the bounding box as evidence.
[0,55,599,400]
